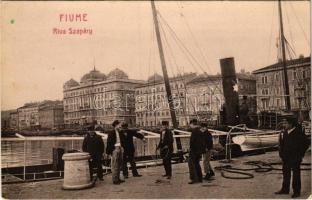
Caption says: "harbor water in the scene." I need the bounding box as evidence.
[1,137,190,168]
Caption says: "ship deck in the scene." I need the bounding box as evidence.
[2,151,311,199]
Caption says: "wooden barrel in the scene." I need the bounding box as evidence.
[62,152,93,190]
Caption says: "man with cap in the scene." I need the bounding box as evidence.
[200,122,215,180]
[275,115,310,198]
[239,95,250,126]
[121,122,146,178]
[82,129,105,181]
[157,121,174,179]
[188,118,205,184]
[106,120,126,184]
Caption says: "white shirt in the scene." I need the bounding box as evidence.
[287,127,296,134]
[115,129,121,147]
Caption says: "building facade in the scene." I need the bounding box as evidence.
[17,103,40,130]
[1,110,14,131]
[135,72,256,127]
[186,72,257,123]
[252,56,311,118]
[135,73,199,127]
[39,101,64,129]
[9,111,18,131]
[63,68,144,127]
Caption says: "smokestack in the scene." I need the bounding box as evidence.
[220,57,240,126]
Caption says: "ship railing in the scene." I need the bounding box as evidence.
[3,131,191,181]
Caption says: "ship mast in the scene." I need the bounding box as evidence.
[150,0,183,158]
[278,0,291,111]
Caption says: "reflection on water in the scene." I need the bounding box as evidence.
[1,137,190,168]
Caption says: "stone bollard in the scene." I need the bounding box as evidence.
[62,152,93,190]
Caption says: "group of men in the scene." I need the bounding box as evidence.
[156,119,215,183]
[82,118,215,185]
[82,114,309,198]
[82,120,145,184]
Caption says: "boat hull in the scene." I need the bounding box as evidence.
[233,131,280,149]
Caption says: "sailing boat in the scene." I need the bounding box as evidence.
[232,0,298,150]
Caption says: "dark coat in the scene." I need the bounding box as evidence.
[202,129,213,151]
[157,128,174,153]
[190,127,206,155]
[121,128,144,156]
[279,126,310,165]
[82,133,104,158]
[106,129,126,155]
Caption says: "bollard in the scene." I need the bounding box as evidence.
[62,152,93,190]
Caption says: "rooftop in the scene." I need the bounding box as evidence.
[253,56,311,74]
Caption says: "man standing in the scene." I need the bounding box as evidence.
[275,116,310,198]
[121,122,145,178]
[200,122,215,180]
[188,118,205,184]
[82,130,105,181]
[239,95,250,126]
[106,120,125,184]
[157,121,174,179]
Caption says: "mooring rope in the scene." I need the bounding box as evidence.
[214,161,311,180]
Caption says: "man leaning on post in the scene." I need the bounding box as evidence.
[106,120,126,185]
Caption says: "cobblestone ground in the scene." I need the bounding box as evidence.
[2,151,311,199]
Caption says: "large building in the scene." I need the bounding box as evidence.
[186,72,257,123]
[16,100,64,130]
[134,72,256,127]
[63,67,144,127]
[39,101,64,129]
[135,73,197,127]
[252,56,311,118]
[1,110,15,131]
[17,103,40,130]
[9,111,18,131]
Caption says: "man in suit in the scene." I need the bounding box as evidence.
[157,121,174,179]
[275,116,310,198]
[188,118,205,184]
[200,122,215,180]
[121,122,146,178]
[82,130,105,181]
[106,120,126,184]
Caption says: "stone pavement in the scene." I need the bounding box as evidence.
[2,151,311,199]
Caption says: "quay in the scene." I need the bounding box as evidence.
[2,151,311,199]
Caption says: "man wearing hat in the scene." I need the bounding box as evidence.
[121,122,146,178]
[82,129,105,181]
[200,122,215,180]
[239,95,250,126]
[275,115,309,198]
[157,121,174,179]
[106,120,126,184]
[188,118,205,184]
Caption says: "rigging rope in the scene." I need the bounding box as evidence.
[159,19,201,122]
[284,2,297,57]
[177,2,212,75]
[157,12,208,76]
[289,2,310,48]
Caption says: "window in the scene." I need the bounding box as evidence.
[275,73,279,81]
[261,76,268,84]
[276,99,280,108]
[293,70,297,80]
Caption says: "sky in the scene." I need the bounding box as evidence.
[1,1,310,110]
